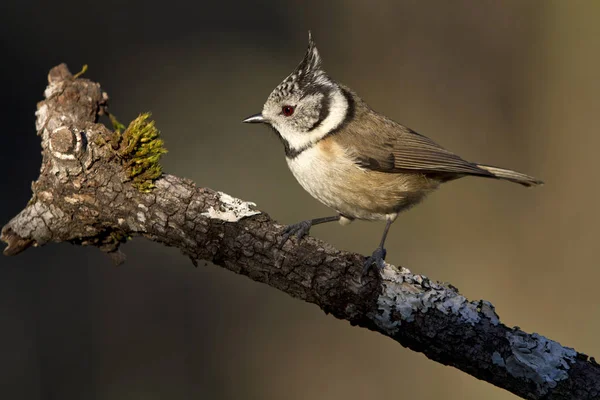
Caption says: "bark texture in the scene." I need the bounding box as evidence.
[2,64,599,399]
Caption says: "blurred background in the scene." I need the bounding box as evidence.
[1,0,599,398]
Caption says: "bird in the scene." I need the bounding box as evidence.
[243,32,542,277]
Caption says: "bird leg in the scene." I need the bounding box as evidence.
[362,219,394,277]
[279,215,341,249]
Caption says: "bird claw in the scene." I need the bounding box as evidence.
[362,247,387,279]
[278,220,313,249]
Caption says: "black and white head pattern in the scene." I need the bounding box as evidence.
[262,32,353,157]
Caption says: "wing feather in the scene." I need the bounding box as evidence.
[336,101,492,177]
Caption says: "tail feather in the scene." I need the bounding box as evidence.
[475,164,543,187]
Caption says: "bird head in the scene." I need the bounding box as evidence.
[243,32,350,155]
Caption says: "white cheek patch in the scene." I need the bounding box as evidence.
[310,88,348,138]
[276,88,348,151]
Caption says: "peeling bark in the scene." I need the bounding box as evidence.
[2,64,599,400]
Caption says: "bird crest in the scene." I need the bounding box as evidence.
[298,31,322,74]
[270,32,330,101]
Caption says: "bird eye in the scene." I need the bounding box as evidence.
[282,105,295,117]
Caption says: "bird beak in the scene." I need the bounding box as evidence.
[242,113,266,124]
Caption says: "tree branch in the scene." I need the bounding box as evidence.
[2,64,599,399]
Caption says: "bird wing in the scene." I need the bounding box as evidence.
[336,107,492,177]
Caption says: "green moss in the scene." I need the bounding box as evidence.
[93,136,105,147]
[109,113,126,133]
[73,64,88,79]
[117,113,168,192]
[110,231,127,244]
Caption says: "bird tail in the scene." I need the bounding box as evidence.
[475,164,543,187]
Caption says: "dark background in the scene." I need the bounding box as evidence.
[1,1,599,399]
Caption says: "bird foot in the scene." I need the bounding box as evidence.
[362,247,387,279]
[278,220,313,249]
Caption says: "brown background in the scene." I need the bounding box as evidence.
[1,1,599,399]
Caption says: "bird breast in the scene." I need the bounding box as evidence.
[285,137,438,220]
